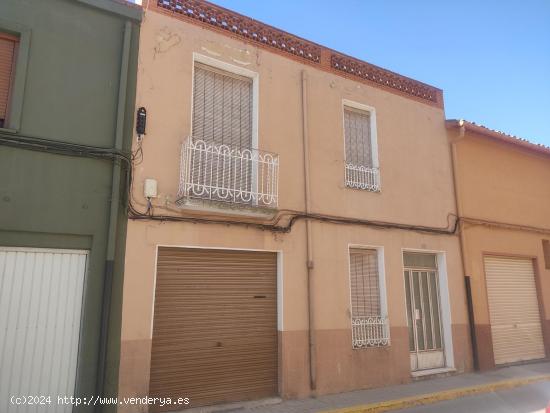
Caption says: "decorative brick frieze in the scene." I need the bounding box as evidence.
[331,54,440,103]
[157,0,321,63]
[155,0,443,107]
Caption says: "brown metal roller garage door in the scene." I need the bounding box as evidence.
[149,247,278,411]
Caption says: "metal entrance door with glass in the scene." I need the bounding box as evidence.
[403,252,445,371]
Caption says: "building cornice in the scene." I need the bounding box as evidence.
[154,0,443,108]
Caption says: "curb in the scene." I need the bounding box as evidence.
[320,374,550,413]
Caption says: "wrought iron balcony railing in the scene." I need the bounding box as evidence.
[351,316,390,348]
[345,163,380,192]
[178,137,279,208]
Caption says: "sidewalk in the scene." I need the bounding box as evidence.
[194,361,550,413]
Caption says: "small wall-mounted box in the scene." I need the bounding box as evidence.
[144,178,158,198]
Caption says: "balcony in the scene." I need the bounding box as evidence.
[178,137,279,208]
[345,163,380,192]
[351,316,390,348]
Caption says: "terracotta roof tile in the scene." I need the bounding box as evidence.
[446,119,550,156]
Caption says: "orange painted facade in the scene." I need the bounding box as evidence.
[117,4,477,411]
[448,120,550,370]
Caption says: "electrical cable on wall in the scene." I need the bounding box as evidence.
[124,134,459,235]
[0,131,460,235]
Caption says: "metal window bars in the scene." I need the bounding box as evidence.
[351,316,390,348]
[178,137,279,208]
[345,163,380,192]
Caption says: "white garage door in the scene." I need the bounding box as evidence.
[0,247,88,412]
[484,256,545,365]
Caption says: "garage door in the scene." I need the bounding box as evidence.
[484,256,545,365]
[150,247,278,411]
[0,247,87,413]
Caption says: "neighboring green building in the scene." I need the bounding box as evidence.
[0,1,140,411]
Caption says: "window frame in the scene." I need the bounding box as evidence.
[341,99,381,191]
[347,244,390,348]
[0,19,31,132]
[190,53,259,151]
[542,239,550,270]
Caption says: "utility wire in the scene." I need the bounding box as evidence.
[0,132,459,235]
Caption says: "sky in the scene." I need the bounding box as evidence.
[208,0,550,146]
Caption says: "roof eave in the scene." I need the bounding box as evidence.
[446,119,550,157]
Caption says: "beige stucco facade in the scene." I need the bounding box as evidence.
[118,6,472,411]
[449,123,550,370]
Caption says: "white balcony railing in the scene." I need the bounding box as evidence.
[178,137,279,208]
[351,316,390,348]
[345,163,380,192]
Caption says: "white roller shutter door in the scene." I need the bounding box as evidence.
[0,247,87,412]
[484,256,545,365]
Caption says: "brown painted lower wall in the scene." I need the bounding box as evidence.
[280,326,473,398]
[279,330,310,398]
[314,327,411,394]
[474,324,495,371]
[118,323,472,412]
[452,323,474,373]
[118,339,152,413]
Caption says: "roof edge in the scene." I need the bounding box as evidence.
[152,0,443,108]
[446,119,550,156]
[76,0,143,21]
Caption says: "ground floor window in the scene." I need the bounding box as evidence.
[349,247,389,348]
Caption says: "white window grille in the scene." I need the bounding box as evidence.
[343,105,380,191]
[178,137,279,207]
[345,164,380,191]
[349,248,390,348]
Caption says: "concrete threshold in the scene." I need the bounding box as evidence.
[320,374,550,413]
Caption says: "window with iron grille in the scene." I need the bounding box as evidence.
[180,61,279,208]
[188,63,252,204]
[349,248,389,348]
[344,105,380,192]
[0,32,18,129]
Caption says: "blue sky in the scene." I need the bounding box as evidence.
[210,0,550,146]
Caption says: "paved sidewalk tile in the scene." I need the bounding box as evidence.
[229,361,550,413]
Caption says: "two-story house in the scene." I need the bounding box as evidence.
[119,1,473,411]
[447,120,550,371]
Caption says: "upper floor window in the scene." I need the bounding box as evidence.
[343,101,380,192]
[178,57,279,208]
[0,33,18,129]
[349,247,389,348]
[192,62,253,148]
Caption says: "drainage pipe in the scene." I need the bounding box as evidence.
[301,70,317,391]
[449,121,479,370]
[96,20,132,402]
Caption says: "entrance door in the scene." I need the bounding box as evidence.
[403,252,445,371]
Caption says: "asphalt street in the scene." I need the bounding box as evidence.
[400,380,550,413]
